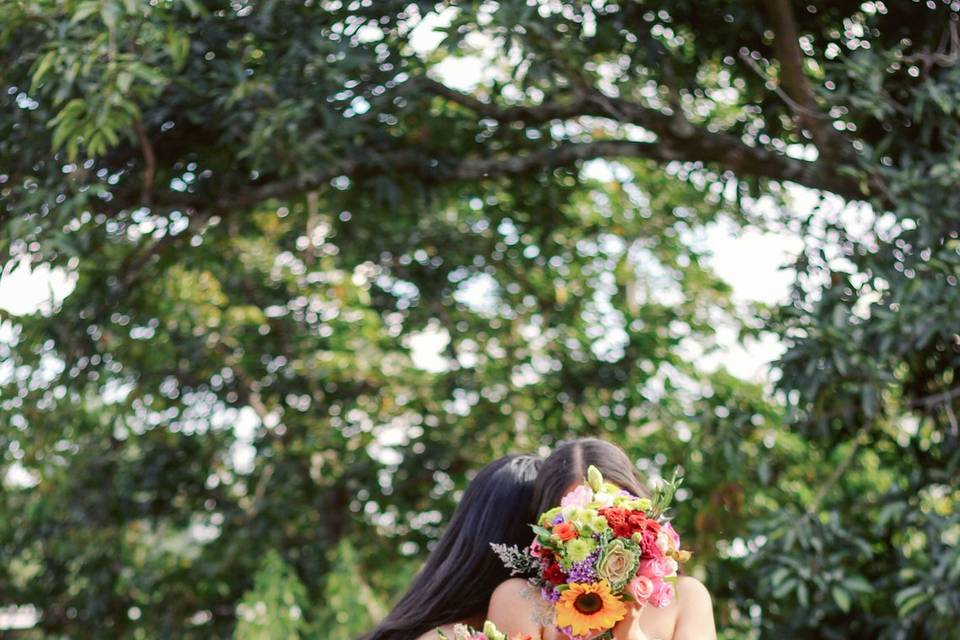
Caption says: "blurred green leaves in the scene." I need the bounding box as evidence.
[2,1,960,639]
[16,0,187,160]
[234,551,311,640]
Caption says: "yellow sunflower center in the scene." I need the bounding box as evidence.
[574,592,603,614]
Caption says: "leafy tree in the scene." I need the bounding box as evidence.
[234,551,311,640]
[2,1,959,639]
[314,539,386,640]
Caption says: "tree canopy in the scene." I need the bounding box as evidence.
[1,1,959,638]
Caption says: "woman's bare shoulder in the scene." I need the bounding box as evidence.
[487,579,542,634]
[489,578,535,617]
[491,577,530,600]
[677,576,711,605]
[672,576,716,640]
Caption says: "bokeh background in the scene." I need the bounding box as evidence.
[2,1,959,638]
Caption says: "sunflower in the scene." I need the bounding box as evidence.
[554,580,627,636]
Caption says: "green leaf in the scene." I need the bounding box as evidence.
[71,1,101,23]
[117,70,133,94]
[843,576,874,594]
[832,586,851,613]
[770,567,790,589]
[772,578,797,599]
[167,29,190,71]
[130,63,167,85]
[181,0,206,16]
[31,51,57,90]
[531,524,552,539]
[898,592,929,618]
[100,2,121,31]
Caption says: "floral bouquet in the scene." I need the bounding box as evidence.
[493,466,690,640]
[437,620,535,640]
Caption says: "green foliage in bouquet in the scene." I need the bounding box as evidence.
[647,469,683,521]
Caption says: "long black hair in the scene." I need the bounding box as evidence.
[364,453,542,640]
[532,438,650,515]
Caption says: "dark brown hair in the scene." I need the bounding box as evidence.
[532,438,649,515]
[362,453,542,640]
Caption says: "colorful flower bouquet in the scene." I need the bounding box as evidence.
[437,620,534,640]
[493,466,690,640]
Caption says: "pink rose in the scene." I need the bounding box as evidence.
[663,522,681,550]
[561,484,593,508]
[648,580,675,608]
[628,575,655,601]
[664,557,679,575]
[638,557,668,579]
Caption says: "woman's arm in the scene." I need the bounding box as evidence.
[487,578,543,638]
[673,577,716,640]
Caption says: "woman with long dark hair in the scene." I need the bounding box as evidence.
[531,437,651,513]
[488,438,716,640]
[363,453,543,640]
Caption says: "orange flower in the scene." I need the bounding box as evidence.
[554,580,627,637]
[553,521,577,541]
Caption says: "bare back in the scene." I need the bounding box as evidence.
[488,576,716,640]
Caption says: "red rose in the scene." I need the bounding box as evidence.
[544,563,567,585]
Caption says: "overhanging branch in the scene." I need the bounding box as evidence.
[418,77,702,141]
[416,77,862,198]
[102,76,868,222]
[148,138,862,215]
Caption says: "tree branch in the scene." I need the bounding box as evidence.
[418,77,700,140]
[416,77,862,196]
[192,137,863,212]
[117,229,185,289]
[133,119,156,205]
[802,419,872,519]
[101,77,870,224]
[762,0,847,157]
[418,77,596,123]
